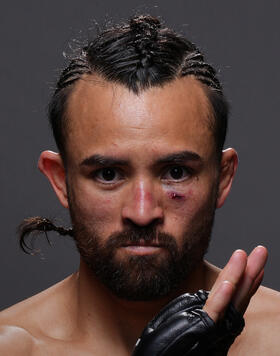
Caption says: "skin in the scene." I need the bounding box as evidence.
[0,76,278,355]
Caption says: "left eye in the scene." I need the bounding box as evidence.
[162,166,191,181]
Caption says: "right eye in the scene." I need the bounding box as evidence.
[92,167,123,184]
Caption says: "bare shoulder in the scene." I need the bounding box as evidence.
[230,285,280,355]
[0,325,34,355]
[246,285,280,325]
[0,285,53,356]
[0,273,78,350]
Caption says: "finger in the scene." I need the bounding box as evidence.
[210,249,247,297]
[250,269,264,296]
[233,268,264,315]
[232,246,268,313]
[204,250,247,322]
[203,280,234,322]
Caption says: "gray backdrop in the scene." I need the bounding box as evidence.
[1,0,279,310]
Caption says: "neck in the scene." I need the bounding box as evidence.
[72,258,219,353]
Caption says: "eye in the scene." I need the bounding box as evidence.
[162,166,192,181]
[93,168,122,183]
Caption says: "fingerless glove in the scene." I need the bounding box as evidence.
[132,290,244,355]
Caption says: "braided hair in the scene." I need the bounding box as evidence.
[19,217,73,254]
[20,14,228,254]
[50,14,226,160]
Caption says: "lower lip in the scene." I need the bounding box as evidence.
[122,246,163,255]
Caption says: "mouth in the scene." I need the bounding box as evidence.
[121,240,165,255]
[122,239,163,247]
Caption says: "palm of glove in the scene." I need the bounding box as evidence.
[132,290,244,356]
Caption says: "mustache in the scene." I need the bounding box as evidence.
[104,224,178,255]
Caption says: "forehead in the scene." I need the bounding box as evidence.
[65,75,215,163]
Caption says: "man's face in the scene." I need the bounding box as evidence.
[64,76,219,300]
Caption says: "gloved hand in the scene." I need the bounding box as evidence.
[132,290,244,356]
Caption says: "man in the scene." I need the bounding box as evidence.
[0,14,278,355]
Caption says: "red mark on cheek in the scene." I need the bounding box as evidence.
[145,192,153,202]
[167,191,185,201]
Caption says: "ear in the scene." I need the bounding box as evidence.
[216,148,238,209]
[38,150,69,209]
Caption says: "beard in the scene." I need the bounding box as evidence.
[68,191,217,302]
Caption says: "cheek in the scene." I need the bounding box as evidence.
[164,185,192,208]
[163,183,212,222]
[69,181,120,227]
[163,186,192,224]
[87,196,116,220]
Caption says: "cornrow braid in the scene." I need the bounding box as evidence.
[55,54,91,94]
[179,52,221,91]
[18,217,73,254]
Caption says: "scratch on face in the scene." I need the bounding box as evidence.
[167,191,186,201]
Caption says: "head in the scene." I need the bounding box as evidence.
[22,15,238,301]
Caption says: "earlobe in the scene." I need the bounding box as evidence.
[38,150,69,208]
[216,148,238,209]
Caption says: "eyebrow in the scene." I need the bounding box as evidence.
[80,150,203,168]
[155,151,203,165]
[80,154,129,167]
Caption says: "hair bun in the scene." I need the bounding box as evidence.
[129,15,161,37]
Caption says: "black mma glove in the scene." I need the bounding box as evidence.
[132,290,245,356]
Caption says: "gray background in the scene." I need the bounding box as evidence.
[1,0,279,310]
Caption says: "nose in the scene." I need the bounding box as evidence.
[121,179,164,226]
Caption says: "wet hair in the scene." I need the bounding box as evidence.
[19,14,228,253]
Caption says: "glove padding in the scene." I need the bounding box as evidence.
[132,290,245,356]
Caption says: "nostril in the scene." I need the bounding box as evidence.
[122,205,164,227]
[123,215,163,229]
